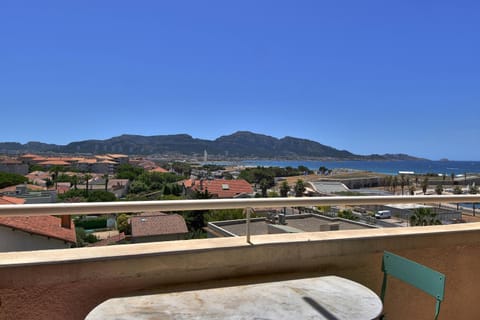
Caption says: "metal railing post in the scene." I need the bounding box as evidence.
[245,207,251,244]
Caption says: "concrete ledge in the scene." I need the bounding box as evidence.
[1,223,480,319]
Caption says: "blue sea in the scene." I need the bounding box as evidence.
[208,160,480,175]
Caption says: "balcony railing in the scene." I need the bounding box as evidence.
[1,195,480,320]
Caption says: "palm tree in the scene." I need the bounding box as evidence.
[410,208,441,226]
[84,174,92,196]
[384,176,392,191]
[453,185,463,210]
[409,185,416,195]
[450,173,455,186]
[421,177,429,194]
[103,174,109,191]
[72,175,78,190]
[469,184,479,216]
[392,176,398,194]
[400,174,406,195]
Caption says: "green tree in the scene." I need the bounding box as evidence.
[116,163,145,180]
[268,191,280,197]
[129,180,148,194]
[451,173,455,186]
[0,172,27,188]
[294,179,306,197]
[280,181,290,197]
[338,209,359,221]
[87,190,116,202]
[259,179,269,197]
[205,209,253,222]
[117,213,131,234]
[318,166,329,175]
[469,184,479,195]
[453,185,463,194]
[183,188,213,233]
[435,184,443,195]
[410,208,441,226]
[58,189,87,202]
[75,227,98,247]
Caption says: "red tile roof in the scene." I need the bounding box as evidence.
[38,160,71,166]
[0,196,76,243]
[0,184,45,193]
[189,179,254,198]
[0,196,26,205]
[131,212,188,237]
[21,153,40,159]
[89,232,126,246]
[149,167,168,173]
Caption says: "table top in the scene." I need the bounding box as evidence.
[86,275,383,320]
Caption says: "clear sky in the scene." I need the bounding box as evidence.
[1,1,479,160]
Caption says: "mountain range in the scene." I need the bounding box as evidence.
[0,131,420,160]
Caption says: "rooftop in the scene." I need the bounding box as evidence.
[131,212,188,237]
[209,213,373,237]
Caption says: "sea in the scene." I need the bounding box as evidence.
[206,160,480,176]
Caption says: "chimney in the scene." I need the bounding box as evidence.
[61,215,72,229]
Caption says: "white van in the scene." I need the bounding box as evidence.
[375,210,391,219]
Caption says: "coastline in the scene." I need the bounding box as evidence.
[203,159,480,175]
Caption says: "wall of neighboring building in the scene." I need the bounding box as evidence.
[0,226,72,252]
[131,234,187,243]
[0,163,29,175]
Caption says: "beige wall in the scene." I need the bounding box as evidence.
[1,223,480,319]
[0,226,72,252]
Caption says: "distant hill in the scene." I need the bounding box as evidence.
[0,131,422,160]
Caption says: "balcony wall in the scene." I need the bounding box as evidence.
[2,222,480,320]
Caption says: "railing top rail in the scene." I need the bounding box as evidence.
[1,195,480,217]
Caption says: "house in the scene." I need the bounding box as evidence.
[183,179,254,198]
[149,166,169,173]
[1,184,57,203]
[0,196,76,251]
[0,159,28,175]
[131,212,188,243]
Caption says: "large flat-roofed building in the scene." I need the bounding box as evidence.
[206,213,376,237]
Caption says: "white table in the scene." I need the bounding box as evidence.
[86,276,383,320]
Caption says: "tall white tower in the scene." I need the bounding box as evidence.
[204,149,208,162]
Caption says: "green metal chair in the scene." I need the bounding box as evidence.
[381,251,446,320]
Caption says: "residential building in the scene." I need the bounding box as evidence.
[0,159,28,175]
[206,213,375,237]
[131,212,188,243]
[1,184,57,203]
[183,178,254,198]
[0,196,76,251]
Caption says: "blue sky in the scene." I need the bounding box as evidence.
[1,1,479,160]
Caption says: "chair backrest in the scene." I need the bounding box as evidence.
[381,251,446,320]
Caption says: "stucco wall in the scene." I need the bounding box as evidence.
[0,226,71,252]
[1,223,480,319]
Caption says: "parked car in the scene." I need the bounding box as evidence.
[375,210,391,219]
